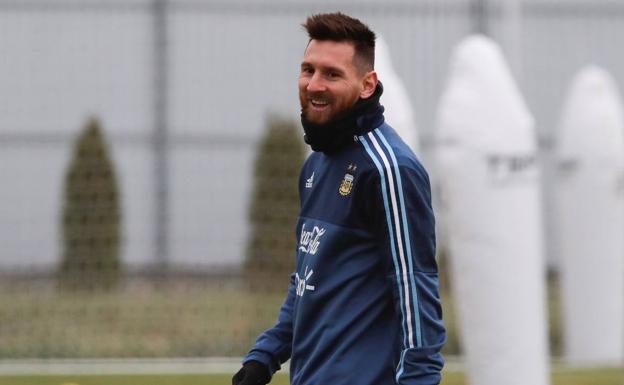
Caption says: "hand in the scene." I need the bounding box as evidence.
[232,360,271,385]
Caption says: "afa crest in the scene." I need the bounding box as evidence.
[339,163,357,196]
[339,173,354,196]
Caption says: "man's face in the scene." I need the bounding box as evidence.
[299,40,372,124]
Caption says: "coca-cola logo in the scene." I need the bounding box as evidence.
[298,223,326,255]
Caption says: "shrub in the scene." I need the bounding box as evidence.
[245,115,305,292]
[59,117,121,290]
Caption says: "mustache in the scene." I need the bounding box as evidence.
[303,92,333,102]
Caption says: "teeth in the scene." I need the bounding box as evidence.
[311,99,329,105]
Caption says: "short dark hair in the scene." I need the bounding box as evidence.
[302,12,376,72]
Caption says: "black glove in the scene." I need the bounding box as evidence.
[232,360,271,385]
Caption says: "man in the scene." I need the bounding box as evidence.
[233,12,445,385]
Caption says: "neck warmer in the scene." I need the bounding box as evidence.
[301,83,385,155]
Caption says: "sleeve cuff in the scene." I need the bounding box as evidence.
[244,350,280,376]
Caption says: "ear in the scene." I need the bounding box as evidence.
[359,70,378,99]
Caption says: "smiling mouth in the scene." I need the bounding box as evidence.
[310,99,330,109]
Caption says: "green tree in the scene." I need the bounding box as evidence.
[246,115,305,292]
[59,117,121,290]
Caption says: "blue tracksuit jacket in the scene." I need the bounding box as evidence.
[245,118,445,384]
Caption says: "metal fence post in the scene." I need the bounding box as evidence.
[153,0,169,272]
[501,0,523,83]
[472,0,489,35]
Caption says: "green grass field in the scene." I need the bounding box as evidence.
[0,280,286,358]
[0,369,622,385]
[1,276,621,385]
[4,267,560,359]
[0,278,460,358]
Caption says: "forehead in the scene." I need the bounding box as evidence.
[302,40,357,70]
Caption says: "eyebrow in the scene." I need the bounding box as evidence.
[300,61,346,76]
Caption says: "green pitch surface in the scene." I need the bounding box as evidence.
[0,369,622,385]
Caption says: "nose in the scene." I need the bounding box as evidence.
[306,72,326,93]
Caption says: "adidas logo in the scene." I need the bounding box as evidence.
[305,172,315,188]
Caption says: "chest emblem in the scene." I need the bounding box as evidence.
[339,163,357,196]
[339,173,354,196]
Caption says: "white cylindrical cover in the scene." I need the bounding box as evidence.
[376,36,420,152]
[436,35,550,385]
[555,66,624,365]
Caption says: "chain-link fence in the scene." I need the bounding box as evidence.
[1,0,624,360]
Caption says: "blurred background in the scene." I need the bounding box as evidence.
[1,0,623,382]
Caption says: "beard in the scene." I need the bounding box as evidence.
[299,91,359,125]
[299,83,385,154]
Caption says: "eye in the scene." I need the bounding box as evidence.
[301,66,314,75]
[327,71,342,79]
